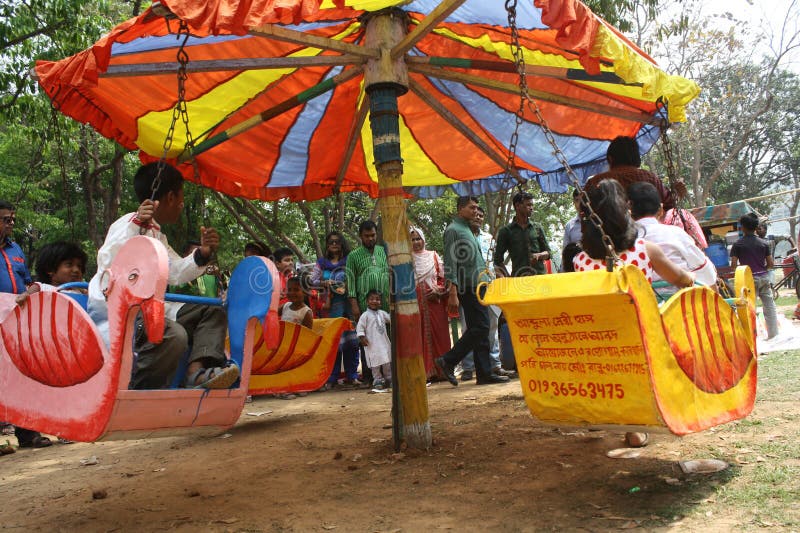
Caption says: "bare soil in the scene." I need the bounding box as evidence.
[1,375,796,532]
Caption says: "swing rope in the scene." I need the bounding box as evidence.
[505,0,618,271]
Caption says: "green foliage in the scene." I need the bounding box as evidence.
[0,0,120,114]
[582,0,659,32]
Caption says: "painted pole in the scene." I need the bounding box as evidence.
[363,10,431,450]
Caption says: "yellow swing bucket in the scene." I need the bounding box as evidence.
[478,265,757,435]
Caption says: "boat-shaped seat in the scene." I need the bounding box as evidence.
[479,265,757,435]
[0,236,277,441]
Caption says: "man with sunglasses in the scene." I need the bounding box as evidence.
[0,200,53,449]
[0,202,31,297]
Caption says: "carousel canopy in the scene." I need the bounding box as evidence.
[35,0,700,200]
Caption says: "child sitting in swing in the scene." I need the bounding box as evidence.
[35,241,88,291]
[88,162,239,390]
[279,277,313,329]
[572,179,696,449]
[573,179,696,289]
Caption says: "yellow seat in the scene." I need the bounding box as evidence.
[248,317,350,395]
[479,265,757,435]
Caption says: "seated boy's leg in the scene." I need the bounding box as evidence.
[131,317,188,389]
[177,303,227,366]
[176,303,239,388]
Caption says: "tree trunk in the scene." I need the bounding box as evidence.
[298,200,323,259]
[77,128,100,247]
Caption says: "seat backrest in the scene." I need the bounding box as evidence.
[58,282,90,311]
[63,292,89,311]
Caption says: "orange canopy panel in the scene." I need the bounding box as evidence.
[35,0,700,200]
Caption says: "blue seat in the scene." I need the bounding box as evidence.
[57,282,90,311]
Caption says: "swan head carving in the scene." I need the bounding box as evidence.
[106,236,168,343]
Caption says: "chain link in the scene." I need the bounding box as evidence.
[150,20,193,204]
[658,115,705,248]
[504,0,526,192]
[505,1,617,268]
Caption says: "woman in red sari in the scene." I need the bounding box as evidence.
[410,227,450,380]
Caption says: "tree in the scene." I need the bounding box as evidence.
[634,0,800,210]
[583,0,659,33]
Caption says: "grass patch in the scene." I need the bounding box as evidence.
[774,295,797,307]
[713,349,800,528]
[651,350,800,530]
[757,349,800,400]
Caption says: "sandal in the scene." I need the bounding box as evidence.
[1,441,15,455]
[625,432,649,448]
[274,393,297,400]
[185,364,240,389]
[18,435,52,449]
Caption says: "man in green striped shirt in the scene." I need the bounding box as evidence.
[346,220,390,323]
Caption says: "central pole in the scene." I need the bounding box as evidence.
[364,10,431,450]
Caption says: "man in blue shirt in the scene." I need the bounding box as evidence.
[0,200,52,449]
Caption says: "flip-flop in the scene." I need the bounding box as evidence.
[625,432,649,448]
[18,435,52,449]
[186,364,240,389]
[0,442,15,455]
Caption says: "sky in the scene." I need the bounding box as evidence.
[699,0,800,69]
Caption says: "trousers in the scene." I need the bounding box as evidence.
[131,303,228,389]
[439,286,493,379]
[754,275,778,339]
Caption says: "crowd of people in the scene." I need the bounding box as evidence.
[3,135,790,453]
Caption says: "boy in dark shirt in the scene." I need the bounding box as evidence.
[730,213,778,339]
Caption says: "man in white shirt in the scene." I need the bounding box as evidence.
[88,163,239,390]
[628,182,717,288]
[561,188,582,272]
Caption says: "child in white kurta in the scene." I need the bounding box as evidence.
[356,290,392,389]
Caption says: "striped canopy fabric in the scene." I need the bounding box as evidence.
[689,201,761,229]
[35,0,700,200]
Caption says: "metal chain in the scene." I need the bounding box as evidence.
[505,1,617,268]
[150,21,193,202]
[141,19,194,236]
[660,117,678,195]
[658,116,704,249]
[504,0,526,193]
[169,21,215,262]
[172,21,210,227]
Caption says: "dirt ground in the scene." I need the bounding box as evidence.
[2,366,796,533]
